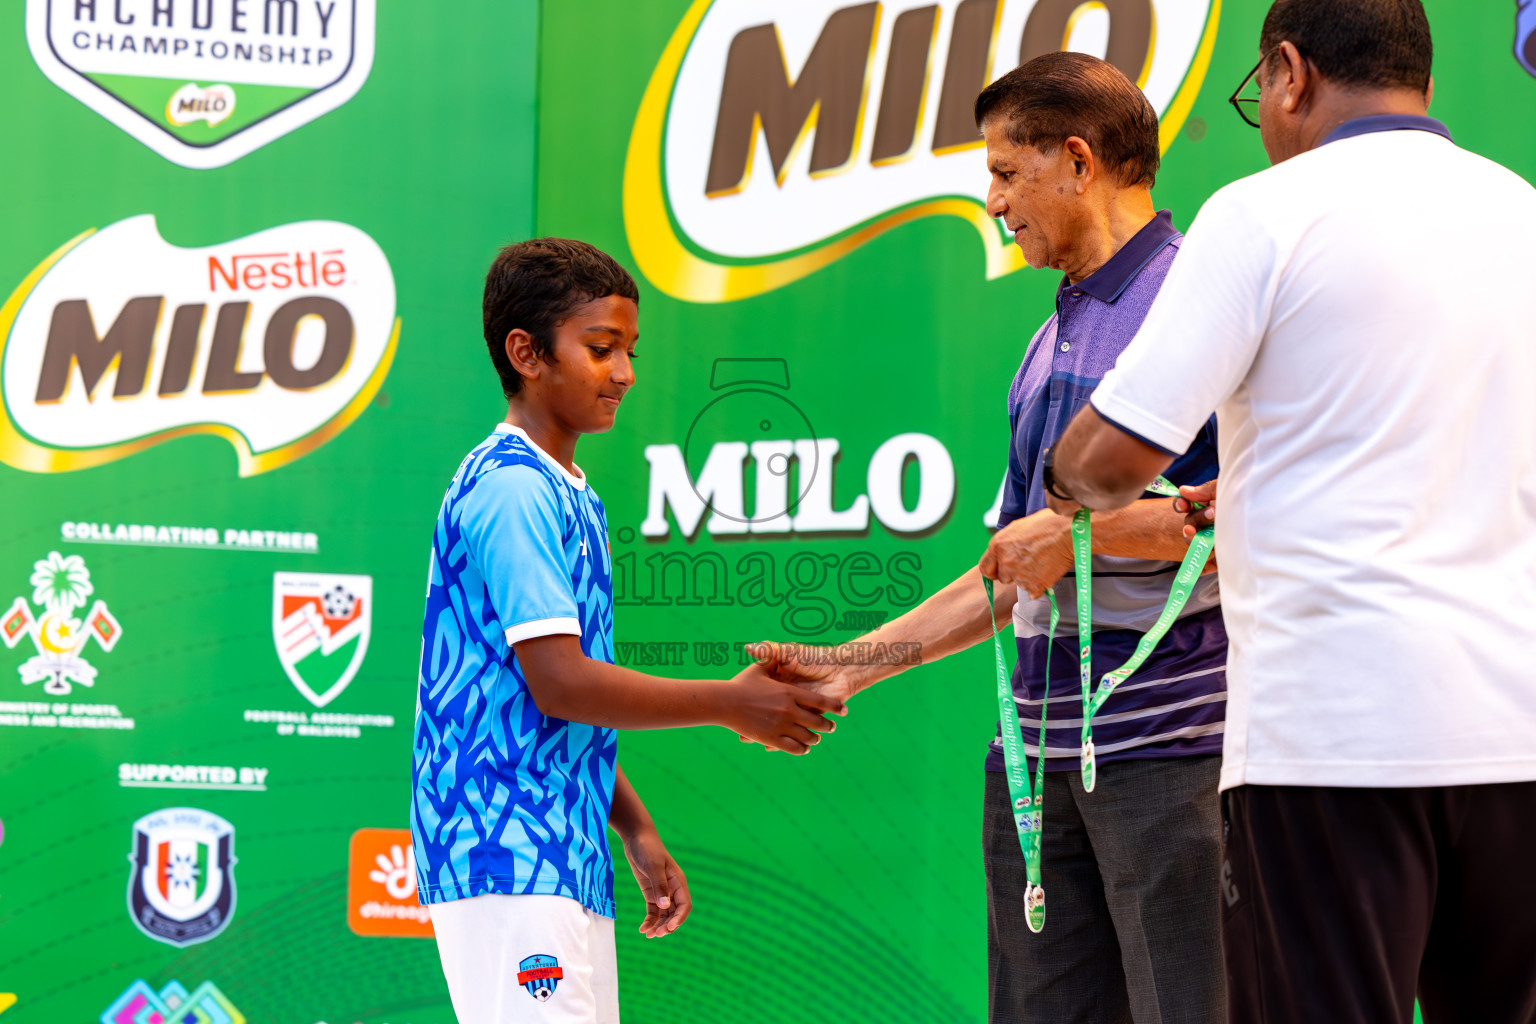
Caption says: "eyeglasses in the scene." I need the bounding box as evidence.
[1228,47,1281,129]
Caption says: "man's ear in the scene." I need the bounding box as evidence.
[1064,136,1096,193]
[1277,41,1310,114]
[505,329,542,381]
[1425,74,1435,108]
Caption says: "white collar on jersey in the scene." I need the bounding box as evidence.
[494,422,588,490]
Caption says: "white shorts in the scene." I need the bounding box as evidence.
[429,893,619,1024]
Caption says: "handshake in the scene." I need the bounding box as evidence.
[717,640,877,755]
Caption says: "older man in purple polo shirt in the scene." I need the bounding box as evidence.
[755,52,1226,1024]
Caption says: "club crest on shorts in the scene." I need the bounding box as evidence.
[272,572,372,707]
[517,954,563,1002]
[126,807,237,947]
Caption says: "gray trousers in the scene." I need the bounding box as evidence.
[982,756,1225,1024]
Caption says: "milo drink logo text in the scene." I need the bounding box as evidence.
[0,215,399,476]
[624,0,1220,302]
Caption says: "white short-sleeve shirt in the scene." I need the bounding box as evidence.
[1092,117,1536,791]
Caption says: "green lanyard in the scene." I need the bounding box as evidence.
[1073,476,1215,791]
[985,576,1052,933]
[987,477,1212,932]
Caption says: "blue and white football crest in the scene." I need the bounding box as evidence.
[518,953,563,1002]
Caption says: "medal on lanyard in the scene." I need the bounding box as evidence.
[1070,476,1215,792]
[985,576,1053,933]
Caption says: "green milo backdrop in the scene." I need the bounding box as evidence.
[0,1,1523,1020]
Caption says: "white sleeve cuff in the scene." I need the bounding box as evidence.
[1089,387,1196,457]
[504,616,582,645]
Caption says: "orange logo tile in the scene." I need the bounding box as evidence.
[346,828,433,938]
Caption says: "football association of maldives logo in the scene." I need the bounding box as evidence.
[127,807,238,947]
[518,954,563,1002]
[100,977,245,1024]
[2,551,122,695]
[273,571,372,707]
[26,0,377,169]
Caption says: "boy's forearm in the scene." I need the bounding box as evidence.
[607,764,656,843]
[515,635,727,730]
[1089,498,1198,562]
[840,565,1014,692]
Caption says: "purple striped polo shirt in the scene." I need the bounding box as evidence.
[986,210,1228,774]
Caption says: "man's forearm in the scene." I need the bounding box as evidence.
[1051,405,1173,510]
[1089,498,1199,561]
[838,566,1014,692]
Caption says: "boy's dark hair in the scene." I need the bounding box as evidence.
[1260,0,1432,92]
[973,51,1160,188]
[482,237,640,398]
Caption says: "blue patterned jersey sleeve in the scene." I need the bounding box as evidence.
[460,464,582,644]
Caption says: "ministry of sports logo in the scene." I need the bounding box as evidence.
[2,551,121,695]
[26,0,377,169]
[273,571,371,707]
[100,977,245,1024]
[0,215,398,477]
[127,807,238,947]
[624,0,1220,302]
[518,954,563,1002]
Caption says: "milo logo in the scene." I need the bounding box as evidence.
[624,0,1219,302]
[0,215,398,476]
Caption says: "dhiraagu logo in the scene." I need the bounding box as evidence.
[25,0,376,169]
[624,0,1220,302]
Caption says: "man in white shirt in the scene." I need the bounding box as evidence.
[1039,0,1536,1021]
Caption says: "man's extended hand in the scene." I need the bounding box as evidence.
[1173,479,1217,540]
[747,641,860,703]
[620,826,692,938]
[720,660,847,755]
[978,509,1074,598]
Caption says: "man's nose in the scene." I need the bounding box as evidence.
[986,184,1006,219]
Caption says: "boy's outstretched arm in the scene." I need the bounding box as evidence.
[514,634,847,754]
[609,764,690,938]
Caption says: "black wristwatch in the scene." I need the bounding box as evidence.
[1041,447,1075,502]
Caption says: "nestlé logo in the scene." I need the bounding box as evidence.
[0,215,398,476]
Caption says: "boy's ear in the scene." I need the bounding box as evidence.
[505,329,542,381]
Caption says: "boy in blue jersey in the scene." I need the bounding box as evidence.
[412,238,847,1024]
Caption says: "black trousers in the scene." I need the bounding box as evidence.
[1222,781,1536,1024]
[984,758,1225,1024]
